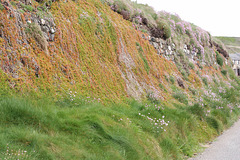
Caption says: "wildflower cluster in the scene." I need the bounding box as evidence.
[1,144,34,160]
[142,103,164,111]
[66,90,101,105]
[159,11,211,60]
[138,113,169,133]
[137,103,168,133]
[216,106,224,110]
[202,75,212,83]
[226,103,240,113]
[217,87,226,94]
[227,104,234,113]
[117,116,132,124]
[203,88,222,102]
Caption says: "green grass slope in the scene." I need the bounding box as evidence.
[1,82,240,160]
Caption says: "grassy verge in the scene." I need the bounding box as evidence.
[0,81,239,160]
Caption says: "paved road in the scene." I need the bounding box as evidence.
[190,119,240,160]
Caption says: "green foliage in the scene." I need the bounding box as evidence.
[136,43,150,74]
[172,91,188,105]
[10,1,16,6]
[140,29,147,33]
[221,69,227,76]
[189,62,195,70]
[19,9,25,13]
[206,117,223,133]
[188,103,205,119]
[20,3,34,12]
[135,42,140,46]
[157,20,171,39]
[160,138,180,159]
[169,76,175,84]
[152,13,158,20]
[1,82,240,160]
[0,3,4,11]
[202,77,208,86]
[216,51,223,66]
[188,87,196,95]
[113,0,129,13]
[159,83,167,92]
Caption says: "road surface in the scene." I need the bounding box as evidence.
[190,119,240,160]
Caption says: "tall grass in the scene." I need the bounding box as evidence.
[0,89,239,160]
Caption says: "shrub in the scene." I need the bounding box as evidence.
[120,10,130,20]
[221,70,227,76]
[112,0,128,13]
[157,20,171,39]
[152,13,158,20]
[216,51,223,66]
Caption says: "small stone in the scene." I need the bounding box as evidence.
[41,26,49,33]
[177,78,185,89]
[171,43,175,50]
[168,46,171,51]
[151,37,156,42]
[49,34,55,41]
[153,42,158,49]
[50,28,55,34]
[40,19,45,25]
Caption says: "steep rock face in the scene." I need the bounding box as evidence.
[0,0,229,102]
